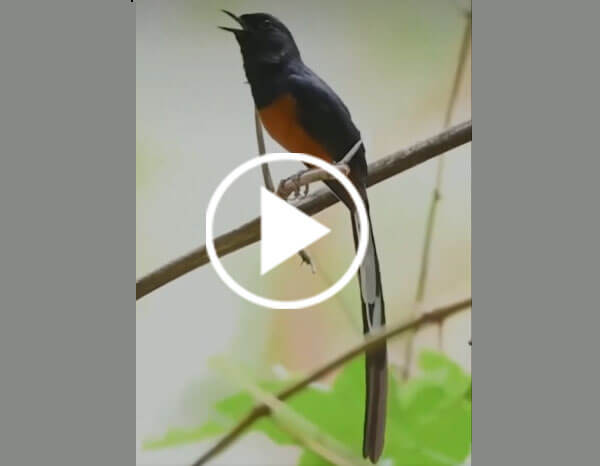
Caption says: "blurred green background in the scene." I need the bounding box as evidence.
[137,1,471,464]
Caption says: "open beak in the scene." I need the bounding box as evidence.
[219,10,246,33]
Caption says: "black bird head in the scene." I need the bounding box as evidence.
[219,11,300,66]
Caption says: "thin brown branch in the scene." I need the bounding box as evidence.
[457,1,472,19]
[419,15,471,303]
[136,120,472,300]
[191,296,472,466]
[403,15,471,379]
[254,109,274,190]
[255,110,314,269]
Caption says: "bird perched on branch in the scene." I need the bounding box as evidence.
[221,11,388,462]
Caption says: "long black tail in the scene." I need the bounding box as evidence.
[350,204,387,463]
[324,177,387,463]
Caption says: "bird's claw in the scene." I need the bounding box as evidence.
[294,180,310,199]
[291,172,302,199]
[302,183,310,197]
[278,170,309,200]
[293,170,313,199]
[276,174,297,200]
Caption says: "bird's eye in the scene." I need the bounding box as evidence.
[259,19,272,30]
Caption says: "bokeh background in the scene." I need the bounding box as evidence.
[137,1,471,464]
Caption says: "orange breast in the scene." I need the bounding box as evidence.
[258,94,333,163]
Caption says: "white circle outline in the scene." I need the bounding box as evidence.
[205,153,369,309]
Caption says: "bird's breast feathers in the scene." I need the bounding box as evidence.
[258,92,333,163]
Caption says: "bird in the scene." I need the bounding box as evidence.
[220,11,388,462]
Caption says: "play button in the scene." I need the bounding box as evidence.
[205,153,369,309]
[260,187,330,275]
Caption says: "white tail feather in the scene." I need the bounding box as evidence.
[353,211,383,330]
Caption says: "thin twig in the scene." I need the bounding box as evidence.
[136,120,471,300]
[422,15,471,302]
[254,110,275,190]
[452,0,472,18]
[254,110,314,270]
[213,358,369,466]
[191,296,472,466]
[402,15,471,379]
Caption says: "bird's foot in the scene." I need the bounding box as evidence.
[298,182,310,199]
[277,170,308,200]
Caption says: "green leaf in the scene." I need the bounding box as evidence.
[145,351,471,466]
[382,350,471,465]
[297,450,332,466]
[143,421,226,450]
[214,380,295,444]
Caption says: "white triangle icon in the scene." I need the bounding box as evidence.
[260,187,330,275]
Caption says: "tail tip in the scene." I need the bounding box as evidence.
[363,444,383,463]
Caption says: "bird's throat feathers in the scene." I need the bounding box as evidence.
[235,25,300,68]
[243,57,301,108]
[236,41,302,108]
[240,41,300,69]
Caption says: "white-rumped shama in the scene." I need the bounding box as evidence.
[221,11,388,462]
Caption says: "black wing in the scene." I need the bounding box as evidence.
[288,68,363,164]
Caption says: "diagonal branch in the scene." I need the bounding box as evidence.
[191,296,472,466]
[136,120,472,300]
